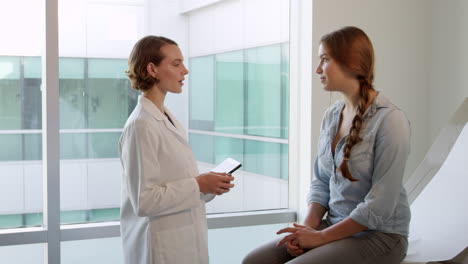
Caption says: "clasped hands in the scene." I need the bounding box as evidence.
[276,223,328,257]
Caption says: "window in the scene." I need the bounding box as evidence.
[188,33,290,214]
[0,0,299,262]
[0,0,44,229]
[57,0,144,225]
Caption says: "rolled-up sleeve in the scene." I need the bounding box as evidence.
[307,157,331,208]
[350,110,410,229]
[307,110,333,208]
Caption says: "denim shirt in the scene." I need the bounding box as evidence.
[307,93,411,237]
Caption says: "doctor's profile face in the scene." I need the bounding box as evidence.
[154,44,189,94]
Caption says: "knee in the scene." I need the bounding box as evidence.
[241,251,256,264]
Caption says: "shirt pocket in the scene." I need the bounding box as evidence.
[349,132,374,176]
[154,224,198,264]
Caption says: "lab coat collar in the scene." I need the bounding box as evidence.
[138,95,165,120]
[137,95,187,140]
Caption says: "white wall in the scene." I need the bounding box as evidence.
[311,0,432,182]
[429,0,468,141]
[187,0,289,57]
[59,0,146,58]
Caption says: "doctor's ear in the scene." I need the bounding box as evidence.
[146,62,158,79]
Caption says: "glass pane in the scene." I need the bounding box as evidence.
[88,208,120,222]
[0,135,22,161]
[215,51,244,134]
[246,45,283,138]
[0,57,21,129]
[24,133,42,160]
[281,144,289,181]
[0,0,43,229]
[281,43,289,139]
[88,59,129,129]
[60,133,87,159]
[0,244,44,264]
[208,223,289,264]
[23,57,42,130]
[62,237,123,264]
[215,136,244,165]
[244,140,282,179]
[88,132,120,159]
[61,210,87,224]
[189,56,215,130]
[0,214,22,229]
[188,1,290,213]
[58,0,144,224]
[60,58,86,129]
[189,133,214,164]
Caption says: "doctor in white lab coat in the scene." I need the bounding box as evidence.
[119,35,235,264]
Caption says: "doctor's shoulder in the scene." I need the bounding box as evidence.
[122,111,161,139]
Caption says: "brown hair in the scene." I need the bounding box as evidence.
[321,26,375,181]
[126,36,178,91]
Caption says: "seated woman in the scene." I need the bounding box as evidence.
[243,26,411,264]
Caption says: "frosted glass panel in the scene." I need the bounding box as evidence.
[244,140,284,179]
[58,0,142,224]
[189,55,215,130]
[208,223,289,264]
[88,132,120,159]
[0,57,20,79]
[214,136,244,165]
[0,1,44,228]
[280,43,289,139]
[60,59,86,129]
[0,244,44,264]
[87,59,130,129]
[189,133,215,164]
[0,57,21,129]
[215,51,244,134]
[62,237,123,264]
[246,45,282,138]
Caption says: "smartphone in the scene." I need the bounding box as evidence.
[211,158,242,174]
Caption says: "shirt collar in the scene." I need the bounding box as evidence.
[364,91,395,119]
[333,91,392,121]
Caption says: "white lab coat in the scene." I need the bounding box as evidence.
[119,96,214,264]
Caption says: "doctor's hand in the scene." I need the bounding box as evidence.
[196,172,235,195]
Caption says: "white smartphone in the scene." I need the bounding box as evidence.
[211,158,242,174]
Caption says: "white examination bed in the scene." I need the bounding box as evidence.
[402,98,468,264]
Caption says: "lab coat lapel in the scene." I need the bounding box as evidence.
[138,96,189,146]
[162,107,189,143]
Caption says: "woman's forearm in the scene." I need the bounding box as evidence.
[303,203,328,229]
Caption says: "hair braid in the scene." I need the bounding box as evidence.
[321,26,375,181]
[338,77,372,181]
